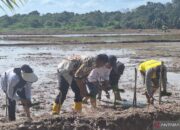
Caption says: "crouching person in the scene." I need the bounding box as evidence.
[139,60,171,104]
[0,65,38,121]
[52,57,82,115]
[108,55,125,101]
[87,54,111,108]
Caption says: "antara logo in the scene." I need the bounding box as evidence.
[153,121,161,129]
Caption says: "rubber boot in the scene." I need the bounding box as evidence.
[90,98,96,108]
[74,102,82,112]
[52,102,61,115]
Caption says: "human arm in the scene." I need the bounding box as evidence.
[7,75,21,101]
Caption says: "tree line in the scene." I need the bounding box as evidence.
[0,0,179,30]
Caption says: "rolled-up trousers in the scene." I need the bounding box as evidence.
[8,88,26,121]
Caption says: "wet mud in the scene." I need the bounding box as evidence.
[0,104,179,130]
[0,35,180,130]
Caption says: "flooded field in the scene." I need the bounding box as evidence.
[1,32,180,45]
[0,35,180,129]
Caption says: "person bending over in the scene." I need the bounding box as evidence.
[0,65,38,121]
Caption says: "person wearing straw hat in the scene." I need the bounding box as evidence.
[0,65,38,121]
[138,60,171,104]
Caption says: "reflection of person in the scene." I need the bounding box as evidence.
[108,55,125,101]
[139,60,171,104]
[0,65,38,121]
[52,56,82,115]
[86,54,111,108]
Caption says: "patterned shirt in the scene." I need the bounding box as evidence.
[75,57,96,79]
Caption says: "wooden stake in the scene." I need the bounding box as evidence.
[59,91,62,108]
[57,70,62,111]
[133,68,137,107]
[5,94,8,119]
[4,72,8,120]
[159,61,164,104]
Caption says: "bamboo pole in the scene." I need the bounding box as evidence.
[57,70,62,112]
[5,94,8,119]
[159,61,164,104]
[133,68,137,107]
[4,72,8,120]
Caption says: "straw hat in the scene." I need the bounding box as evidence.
[21,65,38,83]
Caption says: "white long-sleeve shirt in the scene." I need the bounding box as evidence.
[88,66,112,82]
[0,69,32,101]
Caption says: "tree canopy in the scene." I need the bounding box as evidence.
[0,0,180,30]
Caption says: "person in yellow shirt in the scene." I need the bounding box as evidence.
[139,60,171,104]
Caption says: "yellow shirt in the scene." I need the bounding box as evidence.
[139,60,161,78]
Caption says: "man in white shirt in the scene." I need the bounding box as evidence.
[0,65,38,121]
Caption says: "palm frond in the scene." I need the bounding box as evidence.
[0,0,27,11]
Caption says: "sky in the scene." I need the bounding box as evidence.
[0,0,172,16]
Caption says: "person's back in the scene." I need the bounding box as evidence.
[88,66,111,83]
[75,56,96,79]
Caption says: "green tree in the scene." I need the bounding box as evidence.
[29,19,42,28]
[0,15,13,27]
[0,0,180,30]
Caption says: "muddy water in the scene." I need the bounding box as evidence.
[0,42,180,120]
[0,44,134,117]
[2,33,180,44]
[0,33,161,38]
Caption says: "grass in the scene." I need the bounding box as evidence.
[2,28,180,35]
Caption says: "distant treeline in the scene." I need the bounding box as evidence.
[0,0,180,30]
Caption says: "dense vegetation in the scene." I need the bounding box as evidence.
[0,0,180,30]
